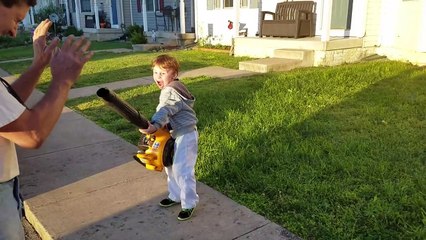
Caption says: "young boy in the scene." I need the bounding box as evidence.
[140,54,199,221]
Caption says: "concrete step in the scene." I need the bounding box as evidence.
[273,49,313,60]
[239,58,303,73]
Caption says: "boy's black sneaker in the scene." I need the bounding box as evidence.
[177,208,195,221]
[159,198,179,207]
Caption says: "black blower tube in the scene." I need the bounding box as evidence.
[96,87,149,129]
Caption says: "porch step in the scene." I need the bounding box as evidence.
[239,58,303,73]
[273,49,313,60]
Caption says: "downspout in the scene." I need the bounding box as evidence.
[142,0,147,32]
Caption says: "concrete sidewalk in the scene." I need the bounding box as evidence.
[1,66,298,240]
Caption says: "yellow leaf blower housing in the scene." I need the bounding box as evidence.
[97,88,174,171]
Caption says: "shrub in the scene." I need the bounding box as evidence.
[0,31,32,48]
[126,25,147,44]
[63,26,84,37]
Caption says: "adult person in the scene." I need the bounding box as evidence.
[0,0,93,239]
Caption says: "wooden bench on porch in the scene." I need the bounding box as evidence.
[259,1,316,38]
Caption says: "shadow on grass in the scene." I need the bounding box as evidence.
[194,64,425,239]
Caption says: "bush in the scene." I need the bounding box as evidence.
[63,26,84,37]
[126,25,147,44]
[0,31,32,48]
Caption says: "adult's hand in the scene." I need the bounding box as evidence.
[32,19,59,69]
[49,35,93,88]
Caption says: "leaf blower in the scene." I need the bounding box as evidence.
[96,87,174,171]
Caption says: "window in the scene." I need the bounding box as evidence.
[207,0,220,10]
[207,0,258,10]
[80,0,91,12]
[250,0,258,8]
[241,0,248,7]
[146,0,154,11]
[224,0,233,8]
[242,0,259,8]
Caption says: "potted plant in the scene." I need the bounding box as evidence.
[99,10,108,28]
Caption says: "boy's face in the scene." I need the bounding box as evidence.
[152,65,177,89]
[0,3,30,37]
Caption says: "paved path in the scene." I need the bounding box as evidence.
[1,59,298,240]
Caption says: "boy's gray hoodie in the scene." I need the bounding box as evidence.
[151,80,198,138]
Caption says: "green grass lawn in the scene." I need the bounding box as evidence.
[67,59,425,239]
[0,40,132,61]
[0,49,251,91]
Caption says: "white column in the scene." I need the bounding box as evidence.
[234,0,240,37]
[94,0,100,29]
[257,0,262,36]
[30,7,35,25]
[120,0,124,26]
[142,0,147,31]
[64,0,71,27]
[180,0,185,34]
[353,0,368,38]
[194,0,198,40]
[130,0,134,24]
[321,0,332,41]
[74,0,81,28]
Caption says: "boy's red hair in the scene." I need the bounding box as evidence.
[152,54,180,75]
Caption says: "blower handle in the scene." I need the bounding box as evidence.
[96,88,149,129]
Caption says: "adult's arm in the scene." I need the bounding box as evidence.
[0,36,93,148]
[10,19,59,102]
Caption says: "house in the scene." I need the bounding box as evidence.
[22,0,426,66]
[24,0,196,43]
[194,0,426,67]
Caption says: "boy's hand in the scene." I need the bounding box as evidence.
[139,123,158,134]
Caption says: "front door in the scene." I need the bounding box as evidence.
[110,0,119,28]
[316,0,366,37]
[331,0,352,30]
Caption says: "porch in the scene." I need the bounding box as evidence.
[82,27,195,50]
[234,36,374,72]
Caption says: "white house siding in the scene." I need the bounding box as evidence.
[129,0,192,32]
[362,0,382,48]
[196,1,267,46]
[132,8,144,26]
[122,0,132,27]
[376,0,426,65]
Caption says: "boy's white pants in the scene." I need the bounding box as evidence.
[165,130,199,209]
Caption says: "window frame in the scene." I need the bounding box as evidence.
[80,0,92,13]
